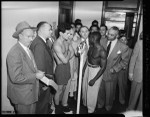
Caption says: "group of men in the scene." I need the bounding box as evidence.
[6,20,142,114]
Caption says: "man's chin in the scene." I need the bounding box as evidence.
[28,42,32,47]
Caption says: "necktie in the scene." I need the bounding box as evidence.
[107,41,112,56]
[51,38,55,43]
[85,39,89,48]
[27,48,37,70]
[46,39,53,60]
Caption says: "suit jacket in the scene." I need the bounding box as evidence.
[30,36,54,92]
[30,36,54,75]
[103,40,130,82]
[6,42,39,105]
[129,40,142,82]
[46,38,54,50]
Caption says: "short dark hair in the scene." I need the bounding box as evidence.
[75,22,82,28]
[75,19,81,24]
[92,20,98,26]
[90,25,100,32]
[70,22,75,28]
[100,24,108,31]
[58,23,72,34]
[37,21,49,32]
[89,32,101,45]
[119,29,126,39]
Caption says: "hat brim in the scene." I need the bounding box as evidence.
[12,27,37,39]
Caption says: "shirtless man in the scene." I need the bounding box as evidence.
[82,32,107,114]
[53,23,74,114]
[60,27,81,111]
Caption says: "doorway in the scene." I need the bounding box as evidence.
[58,1,73,26]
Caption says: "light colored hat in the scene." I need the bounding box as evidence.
[12,21,37,39]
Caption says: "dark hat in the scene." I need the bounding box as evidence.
[12,21,37,39]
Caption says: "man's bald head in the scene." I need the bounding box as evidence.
[37,21,52,39]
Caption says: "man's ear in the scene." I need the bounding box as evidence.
[18,33,22,39]
[59,32,63,36]
[116,34,119,39]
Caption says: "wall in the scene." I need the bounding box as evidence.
[2,1,59,112]
[73,1,103,28]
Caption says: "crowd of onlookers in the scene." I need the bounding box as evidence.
[6,18,142,114]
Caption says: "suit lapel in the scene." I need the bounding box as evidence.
[38,36,53,59]
[17,43,36,72]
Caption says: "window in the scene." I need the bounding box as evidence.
[132,13,138,37]
[106,0,139,10]
[104,11,126,30]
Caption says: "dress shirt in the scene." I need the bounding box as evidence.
[107,39,118,57]
[19,41,31,59]
[81,38,89,49]
[49,37,54,43]
[38,35,46,43]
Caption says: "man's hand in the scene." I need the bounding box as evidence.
[36,70,45,80]
[89,79,96,86]
[129,73,133,81]
[77,42,85,54]
[45,74,54,80]
[110,68,115,73]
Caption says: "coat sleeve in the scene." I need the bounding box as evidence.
[6,52,36,84]
[113,44,130,72]
[31,43,46,72]
[129,41,140,74]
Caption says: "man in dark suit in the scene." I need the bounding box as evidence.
[30,21,54,114]
[6,21,45,114]
[97,26,129,111]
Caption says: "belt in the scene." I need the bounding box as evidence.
[87,62,99,68]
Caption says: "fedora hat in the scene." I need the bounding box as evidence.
[12,21,37,39]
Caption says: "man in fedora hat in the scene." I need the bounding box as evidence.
[6,21,45,114]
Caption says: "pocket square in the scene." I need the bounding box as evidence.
[117,50,121,54]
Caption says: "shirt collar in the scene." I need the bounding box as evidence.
[19,41,29,51]
[38,35,46,43]
[107,38,117,45]
[81,38,85,42]
[81,37,88,42]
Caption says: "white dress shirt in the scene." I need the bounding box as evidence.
[38,35,46,43]
[81,38,89,49]
[19,41,31,59]
[49,37,54,43]
[107,39,118,58]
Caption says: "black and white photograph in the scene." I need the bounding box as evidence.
[1,0,145,116]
